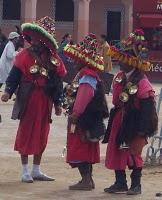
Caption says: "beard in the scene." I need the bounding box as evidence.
[32,43,47,54]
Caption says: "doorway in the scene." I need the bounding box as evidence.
[107,11,121,43]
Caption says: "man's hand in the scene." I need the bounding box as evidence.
[55,106,62,116]
[1,92,10,102]
[68,114,78,124]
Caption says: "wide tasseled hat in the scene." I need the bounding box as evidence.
[64,33,104,71]
[21,16,58,51]
[108,29,151,71]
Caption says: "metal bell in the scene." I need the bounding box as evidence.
[40,67,48,77]
[61,146,67,158]
[119,92,129,102]
[68,97,75,105]
[72,82,79,89]
[51,57,60,66]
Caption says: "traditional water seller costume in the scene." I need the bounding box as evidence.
[1,16,66,183]
[103,29,158,195]
[64,33,109,191]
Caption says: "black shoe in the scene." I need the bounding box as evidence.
[104,183,128,193]
[127,184,141,195]
[156,192,162,197]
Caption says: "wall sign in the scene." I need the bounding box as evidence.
[150,62,162,73]
[146,62,162,83]
[157,0,162,10]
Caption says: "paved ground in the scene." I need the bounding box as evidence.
[0,82,162,200]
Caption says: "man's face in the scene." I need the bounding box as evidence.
[31,38,46,53]
[67,35,72,42]
[12,37,19,45]
[73,62,83,72]
[99,37,105,44]
[119,62,134,73]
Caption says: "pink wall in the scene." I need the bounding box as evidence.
[36,0,51,19]
[133,0,162,13]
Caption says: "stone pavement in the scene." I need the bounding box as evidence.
[0,80,162,200]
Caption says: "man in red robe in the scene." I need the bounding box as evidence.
[1,17,66,183]
[64,33,109,190]
[103,29,158,195]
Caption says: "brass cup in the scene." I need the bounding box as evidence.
[40,67,48,77]
[119,92,129,102]
[66,87,74,96]
[126,82,133,89]
[30,65,39,74]
[129,85,138,95]
[72,82,79,89]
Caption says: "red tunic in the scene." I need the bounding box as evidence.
[14,49,66,155]
[105,71,155,170]
[66,83,100,164]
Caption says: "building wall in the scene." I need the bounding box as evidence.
[0,0,20,35]
[89,0,125,39]
[0,0,132,43]
[36,0,52,19]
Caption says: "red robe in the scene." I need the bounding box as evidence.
[105,71,155,170]
[66,80,100,164]
[14,49,66,155]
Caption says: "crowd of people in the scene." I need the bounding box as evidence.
[0,16,159,197]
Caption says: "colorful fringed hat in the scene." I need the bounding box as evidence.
[21,16,58,51]
[108,29,151,71]
[64,33,104,71]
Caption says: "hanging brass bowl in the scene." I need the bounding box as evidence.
[30,65,39,74]
[40,67,48,77]
[50,57,60,66]
[129,85,138,95]
[115,76,123,83]
[119,92,129,102]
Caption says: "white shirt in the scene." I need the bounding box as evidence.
[0,41,16,83]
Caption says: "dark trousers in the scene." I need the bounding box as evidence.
[78,162,92,176]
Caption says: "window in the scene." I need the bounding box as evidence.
[3,0,21,20]
[144,28,162,51]
[55,0,74,22]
